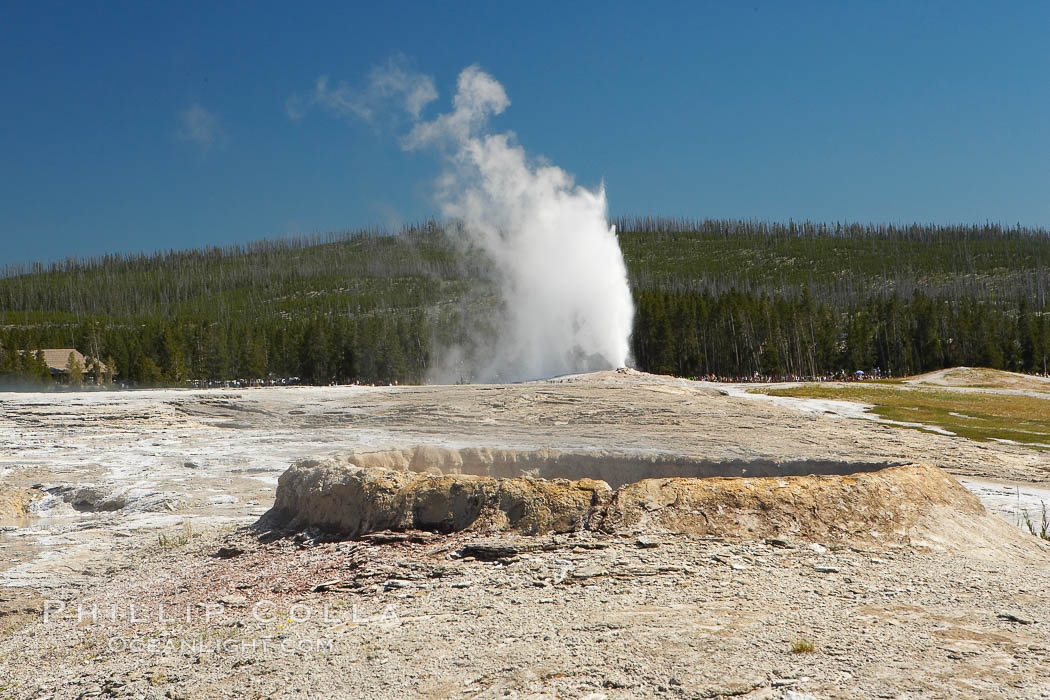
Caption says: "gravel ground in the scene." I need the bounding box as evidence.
[2,369,1050,698]
[2,527,1049,699]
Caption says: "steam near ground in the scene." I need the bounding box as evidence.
[294,59,635,382]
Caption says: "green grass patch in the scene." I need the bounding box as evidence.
[757,384,1050,448]
[1021,502,1050,540]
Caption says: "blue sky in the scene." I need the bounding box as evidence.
[2,1,1048,266]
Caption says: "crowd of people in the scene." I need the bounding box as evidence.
[696,369,888,383]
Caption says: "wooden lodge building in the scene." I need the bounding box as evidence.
[22,349,112,383]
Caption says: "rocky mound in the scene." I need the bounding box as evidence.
[906,366,1050,391]
[258,448,1035,552]
[260,461,609,536]
[289,446,897,490]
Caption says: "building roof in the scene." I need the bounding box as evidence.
[22,349,111,374]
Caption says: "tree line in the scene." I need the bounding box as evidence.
[1,219,1047,387]
[631,288,1049,379]
[0,313,436,387]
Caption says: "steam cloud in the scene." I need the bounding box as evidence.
[408,66,634,381]
[286,55,438,123]
[294,62,635,382]
[177,103,224,150]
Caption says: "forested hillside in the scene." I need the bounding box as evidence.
[616,218,1048,304]
[1,219,1047,386]
[618,219,1050,379]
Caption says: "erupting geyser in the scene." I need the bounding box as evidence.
[407,66,635,382]
[293,60,635,382]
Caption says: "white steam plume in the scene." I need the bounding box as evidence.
[291,62,635,382]
[286,54,438,123]
[408,66,634,382]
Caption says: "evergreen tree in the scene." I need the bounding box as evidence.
[66,351,84,387]
[33,349,51,384]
